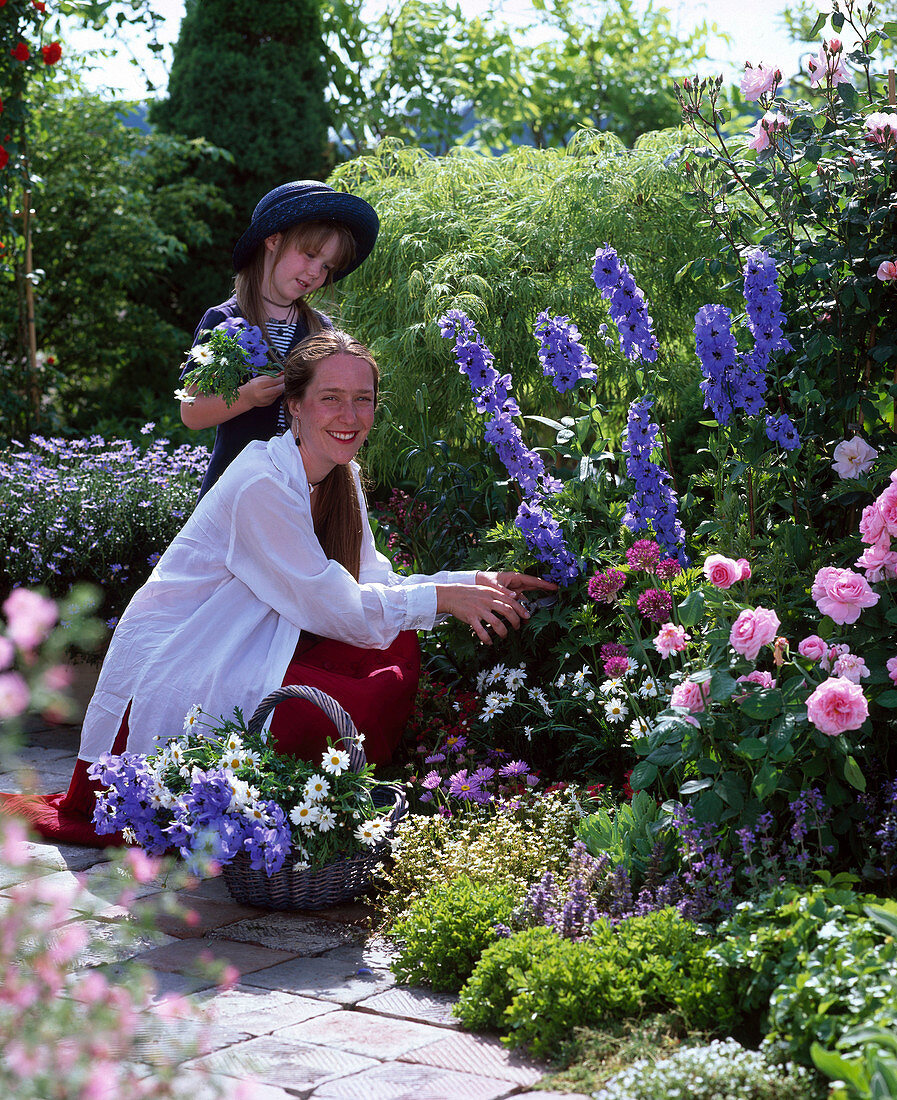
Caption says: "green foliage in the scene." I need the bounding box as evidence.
[376,790,583,923]
[576,790,673,882]
[150,0,329,328]
[0,83,225,442]
[711,884,897,1063]
[456,909,733,1057]
[390,875,517,992]
[593,1038,823,1100]
[330,132,721,482]
[326,0,709,155]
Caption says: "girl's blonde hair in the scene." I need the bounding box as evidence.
[234,221,356,346]
[284,330,379,580]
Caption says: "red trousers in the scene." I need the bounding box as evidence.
[1,632,420,848]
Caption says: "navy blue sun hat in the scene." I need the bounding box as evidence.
[232,180,379,279]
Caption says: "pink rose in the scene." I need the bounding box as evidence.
[821,643,850,674]
[735,669,776,701]
[887,656,897,685]
[670,678,710,714]
[736,558,751,581]
[740,62,780,101]
[832,652,870,683]
[831,435,877,479]
[855,543,897,582]
[798,635,828,663]
[729,606,781,661]
[811,566,880,625]
[703,553,742,589]
[859,502,889,547]
[877,484,897,537]
[805,677,868,736]
[807,45,849,86]
[2,588,58,650]
[876,258,897,279]
[0,671,30,719]
[654,622,691,659]
[747,111,790,151]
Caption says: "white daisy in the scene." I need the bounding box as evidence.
[224,733,243,754]
[555,673,567,689]
[321,747,351,775]
[604,698,629,723]
[316,807,337,832]
[523,725,533,740]
[293,857,311,871]
[289,802,320,827]
[629,715,651,737]
[600,677,625,696]
[484,663,508,687]
[505,666,527,691]
[188,342,216,365]
[475,670,489,694]
[182,704,202,732]
[173,387,195,404]
[168,742,185,766]
[529,687,552,716]
[354,821,378,846]
[480,696,504,721]
[625,657,640,675]
[638,677,660,699]
[303,774,331,802]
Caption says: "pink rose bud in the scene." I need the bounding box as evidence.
[829,37,842,51]
[806,677,868,736]
[798,635,828,663]
[703,553,742,589]
[887,655,897,685]
[736,558,751,581]
[876,260,897,281]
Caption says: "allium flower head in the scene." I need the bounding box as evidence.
[636,587,673,622]
[603,655,630,678]
[655,558,682,580]
[625,539,662,572]
[587,568,626,603]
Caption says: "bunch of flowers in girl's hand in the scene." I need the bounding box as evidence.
[177,319,283,408]
[89,706,398,875]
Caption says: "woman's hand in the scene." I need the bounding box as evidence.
[435,582,533,645]
[244,372,285,408]
[475,571,559,597]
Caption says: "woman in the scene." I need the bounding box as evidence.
[14,330,556,845]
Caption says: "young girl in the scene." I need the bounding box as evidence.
[181,179,379,497]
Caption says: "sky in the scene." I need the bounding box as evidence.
[63,0,813,101]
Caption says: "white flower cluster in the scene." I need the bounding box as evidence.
[475,662,531,721]
[593,1038,814,1100]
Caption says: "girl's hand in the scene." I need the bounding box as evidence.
[244,372,285,408]
[435,583,531,645]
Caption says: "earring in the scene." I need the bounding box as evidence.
[292,415,300,441]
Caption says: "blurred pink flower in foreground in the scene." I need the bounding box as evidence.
[2,588,58,650]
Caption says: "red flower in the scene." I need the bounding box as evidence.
[0,146,8,171]
[11,42,31,62]
[41,42,61,65]
[33,0,47,10]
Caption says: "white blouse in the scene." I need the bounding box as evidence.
[78,430,477,762]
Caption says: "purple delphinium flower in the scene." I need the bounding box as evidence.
[514,500,580,584]
[622,397,686,561]
[534,312,596,394]
[743,248,790,361]
[591,244,659,363]
[765,412,801,451]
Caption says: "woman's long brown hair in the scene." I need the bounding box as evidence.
[234,221,356,347]
[283,330,379,580]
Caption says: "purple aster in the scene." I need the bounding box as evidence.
[499,760,529,778]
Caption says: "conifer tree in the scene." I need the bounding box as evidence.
[150,0,329,326]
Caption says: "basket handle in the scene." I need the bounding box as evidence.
[247,684,367,773]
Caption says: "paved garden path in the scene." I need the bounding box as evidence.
[1,721,591,1100]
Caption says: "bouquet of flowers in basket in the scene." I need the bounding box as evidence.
[88,705,398,875]
[175,318,283,408]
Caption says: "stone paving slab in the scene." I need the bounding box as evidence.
[309,1060,519,1100]
[244,953,396,1005]
[400,1031,546,1086]
[170,1068,299,1100]
[12,838,112,873]
[137,893,270,938]
[208,912,366,955]
[277,1009,450,1060]
[134,936,300,977]
[196,984,340,1036]
[356,986,462,1029]
[67,917,176,967]
[188,1034,379,1094]
[326,936,398,970]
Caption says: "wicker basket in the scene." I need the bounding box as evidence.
[221,684,405,910]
